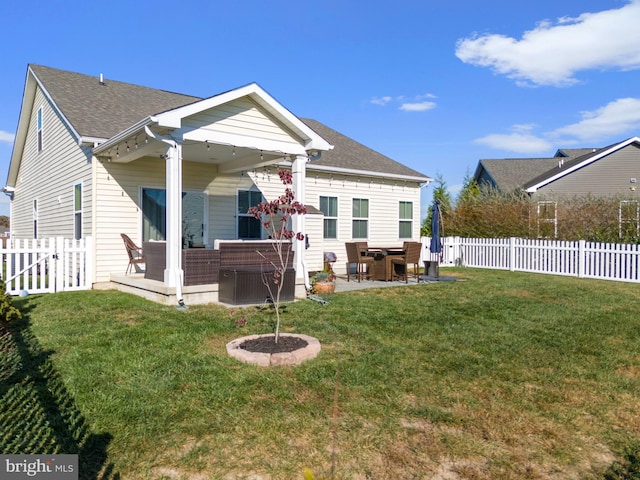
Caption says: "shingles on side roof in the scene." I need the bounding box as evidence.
[301,118,430,180]
[477,158,560,192]
[31,64,201,139]
[555,148,599,158]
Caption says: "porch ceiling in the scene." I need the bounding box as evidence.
[97,130,294,173]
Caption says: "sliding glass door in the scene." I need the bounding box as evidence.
[142,188,205,247]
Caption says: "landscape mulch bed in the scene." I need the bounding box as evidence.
[239,335,308,354]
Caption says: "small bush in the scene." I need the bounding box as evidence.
[0,280,21,322]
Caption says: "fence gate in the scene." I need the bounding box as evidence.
[1,237,93,296]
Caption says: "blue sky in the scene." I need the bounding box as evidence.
[2,0,640,220]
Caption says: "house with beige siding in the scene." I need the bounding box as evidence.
[4,65,431,304]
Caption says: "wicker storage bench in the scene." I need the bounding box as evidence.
[142,241,293,293]
[143,242,221,286]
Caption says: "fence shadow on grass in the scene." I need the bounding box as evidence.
[0,307,119,480]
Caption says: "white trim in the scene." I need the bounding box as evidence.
[525,137,640,193]
[156,83,332,152]
[307,163,431,183]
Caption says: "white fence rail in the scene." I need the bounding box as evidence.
[1,237,93,295]
[421,236,640,283]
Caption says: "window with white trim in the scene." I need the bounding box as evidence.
[237,190,264,239]
[74,183,82,240]
[399,201,413,238]
[37,107,43,152]
[619,200,639,239]
[537,201,557,238]
[320,196,338,239]
[352,198,369,239]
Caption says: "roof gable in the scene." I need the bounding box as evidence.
[524,138,640,192]
[30,64,201,139]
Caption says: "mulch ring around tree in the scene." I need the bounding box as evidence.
[239,334,308,354]
[226,333,321,367]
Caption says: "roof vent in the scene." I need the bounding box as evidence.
[558,158,564,168]
[99,73,105,85]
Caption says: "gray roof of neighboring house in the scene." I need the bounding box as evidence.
[475,158,561,192]
[555,148,599,158]
[476,144,612,192]
[30,64,430,182]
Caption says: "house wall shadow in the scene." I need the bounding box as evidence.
[0,306,119,480]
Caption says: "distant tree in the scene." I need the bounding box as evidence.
[456,170,480,205]
[0,216,9,228]
[421,173,452,236]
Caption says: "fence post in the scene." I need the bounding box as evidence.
[85,236,94,289]
[55,237,65,292]
[577,239,586,278]
[509,237,516,271]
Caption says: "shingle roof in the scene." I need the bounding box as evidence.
[302,119,430,181]
[31,64,201,139]
[476,158,560,191]
[30,65,430,182]
[555,148,599,158]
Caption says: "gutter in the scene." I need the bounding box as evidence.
[307,163,432,184]
[92,116,157,155]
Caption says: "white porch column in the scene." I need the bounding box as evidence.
[164,142,184,288]
[291,154,308,284]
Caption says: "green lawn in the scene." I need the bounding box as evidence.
[1,269,639,479]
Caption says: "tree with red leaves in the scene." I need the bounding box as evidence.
[247,170,307,343]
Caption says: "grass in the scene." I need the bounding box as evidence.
[1,268,640,479]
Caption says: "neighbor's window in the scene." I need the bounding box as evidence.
[37,107,43,152]
[33,199,38,239]
[238,190,264,239]
[320,196,338,239]
[619,200,639,240]
[352,198,369,239]
[74,183,82,240]
[537,201,557,238]
[399,201,413,238]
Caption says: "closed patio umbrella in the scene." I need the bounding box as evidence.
[427,201,442,278]
[430,201,442,254]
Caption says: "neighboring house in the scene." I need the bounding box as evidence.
[473,139,640,198]
[473,138,640,239]
[4,64,431,303]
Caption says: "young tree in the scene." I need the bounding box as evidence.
[422,173,452,236]
[248,170,306,343]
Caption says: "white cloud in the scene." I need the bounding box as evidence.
[550,98,640,142]
[400,101,437,112]
[371,93,438,112]
[474,125,553,153]
[455,0,640,86]
[0,131,15,144]
[370,96,392,106]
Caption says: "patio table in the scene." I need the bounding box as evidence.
[367,247,405,281]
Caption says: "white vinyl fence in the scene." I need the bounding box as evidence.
[421,236,640,283]
[1,237,93,295]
